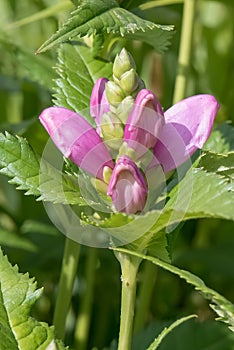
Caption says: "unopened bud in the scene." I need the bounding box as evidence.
[116,96,134,124]
[101,112,124,150]
[105,81,125,105]
[113,48,136,80]
[103,166,113,184]
[119,69,139,94]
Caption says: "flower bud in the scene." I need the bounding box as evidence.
[105,81,125,105]
[116,96,134,124]
[107,156,147,214]
[119,69,139,94]
[113,48,136,80]
[101,112,124,150]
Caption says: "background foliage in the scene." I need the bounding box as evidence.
[0,0,234,349]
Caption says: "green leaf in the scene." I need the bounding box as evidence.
[114,248,234,332]
[36,0,173,54]
[146,315,197,350]
[125,25,174,53]
[133,320,234,350]
[199,151,234,179]
[0,248,67,349]
[0,132,86,205]
[0,227,37,252]
[104,167,234,259]
[204,122,234,153]
[53,42,113,123]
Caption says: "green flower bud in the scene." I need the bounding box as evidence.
[101,112,124,150]
[119,68,139,94]
[113,48,136,80]
[118,142,139,162]
[116,96,134,124]
[105,81,125,105]
[103,166,113,184]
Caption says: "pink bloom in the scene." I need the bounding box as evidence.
[153,95,219,172]
[90,77,110,135]
[39,107,114,180]
[124,89,165,155]
[39,84,219,214]
[107,156,147,214]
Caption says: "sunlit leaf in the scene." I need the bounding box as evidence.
[0,132,86,205]
[54,42,112,123]
[0,248,67,349]
[36,0,173,54]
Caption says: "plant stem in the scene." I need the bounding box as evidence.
[73,247,98,350]
[139,0,183,10]
[53,236,81,340]
[117,252,141,350]
[134,261,157,333]
[173,0,196,104]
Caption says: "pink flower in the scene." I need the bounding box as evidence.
[90,77,110,135]
[107,156,147,214]
[39,80,219,214]
[124,89,165,156]
[153,95,219,172]
[39,107,114,180]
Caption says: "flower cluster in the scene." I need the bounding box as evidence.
[39,49,219,214]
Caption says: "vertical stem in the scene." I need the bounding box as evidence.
[173,0,196,104]
[117,253,141,350]
[134,261,157,333]
[73,247,98,350]
[53,236,81,340]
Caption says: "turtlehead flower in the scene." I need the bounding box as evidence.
[124,89,165,157]
[39,49,219,214]
[153,94,219,172]
[39,107,114,180]
[107,156,147,214]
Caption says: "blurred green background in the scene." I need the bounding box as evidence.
[0,1,234,349]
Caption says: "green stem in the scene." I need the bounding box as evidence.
[73,247,98,350]
[139,0,183,10]
[53,236,81,340]
[173,0,196,104]
[117,252,141,350]
[134,261,157,333]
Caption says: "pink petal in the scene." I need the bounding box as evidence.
[90,77,110,134]
[153,94,219,173]
[39,107,114,179]
[107,156,147,214]
[124,89,164,156]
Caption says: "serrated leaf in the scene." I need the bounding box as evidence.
[0,248,67,349]
[105,167,234,257]
[114,248,234,332]
[125,25,174,53]
[204,122,234,153]
[53,42,112,123]
[36,0,173,54]
[0,132,86,205]
[199,151,234,179]
[146,315,197,350]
